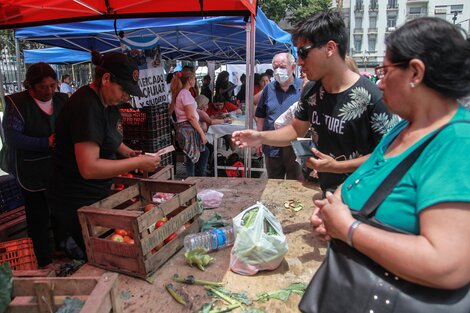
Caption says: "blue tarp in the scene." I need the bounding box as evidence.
[16,8,293,64]
[24,47,91,64]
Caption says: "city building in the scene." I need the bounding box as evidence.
[348,0,470,73]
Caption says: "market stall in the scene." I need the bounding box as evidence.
[73,177,326,313]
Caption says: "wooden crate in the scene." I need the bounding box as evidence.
[7,272,122,313]
[112,165,174,193]
[78,180,202,279]
[0,206,27,242]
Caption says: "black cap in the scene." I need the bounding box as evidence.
[100,52,144,98]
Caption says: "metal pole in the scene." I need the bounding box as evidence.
[14,36,23,92]
[244,12,256,178]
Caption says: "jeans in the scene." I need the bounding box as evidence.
[196,144,210,176]
[186,145,210,177]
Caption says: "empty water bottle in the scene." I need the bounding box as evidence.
[183,226,235,252]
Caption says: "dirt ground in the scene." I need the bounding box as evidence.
[75,177,327,313]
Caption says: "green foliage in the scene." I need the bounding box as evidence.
[288,0,333,25]
[260,0,333,26]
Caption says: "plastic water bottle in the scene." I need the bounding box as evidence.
[183,226,235,252]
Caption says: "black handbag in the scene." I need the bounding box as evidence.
[299,121,470,313]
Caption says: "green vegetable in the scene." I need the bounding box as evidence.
[185,248,215,271]
[240,309,266,313]
[56,297,85,313]
[173,274,223,287]
[241,207,259,228]
[201,213,231,232]
[255,282,307,302]
[206,286,251,305]
[0,262,13,313]
[165,283,187,306]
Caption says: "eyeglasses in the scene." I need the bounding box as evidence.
[375,62,408,80]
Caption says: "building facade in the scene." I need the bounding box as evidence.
[348,0,470,73]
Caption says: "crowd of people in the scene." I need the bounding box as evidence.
[1,9,469,310]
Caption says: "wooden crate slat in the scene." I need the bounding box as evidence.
[79,209,139,229]
[94,184,141,209]
[81,273,122,313]
[33,281,54,313]
[12,277,98,296]
[7,274,119,313]
[145,219,202,272]
[141,203,200,254]
[148,165,174,180]
[92,250,141,274]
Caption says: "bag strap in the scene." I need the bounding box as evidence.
[360,120,469,217]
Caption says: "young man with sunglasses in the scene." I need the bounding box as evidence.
[232,10,397,194]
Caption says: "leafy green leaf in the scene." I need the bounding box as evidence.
[185,248,214,271]
[0,262,13,313]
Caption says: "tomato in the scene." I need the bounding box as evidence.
[114,184,125,190]
[144,204,155,212]
[123,236,134,244]
[114,229,128,236]
[110,234,124,242]
[155,220,166,229]
[164,232,177,244]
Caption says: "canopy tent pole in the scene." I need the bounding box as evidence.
[244,12,256,178]
[14,36,23,92]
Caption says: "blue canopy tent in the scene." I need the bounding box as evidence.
[15,8,293,64]
[14,7,293,177]
[24,47,91,64]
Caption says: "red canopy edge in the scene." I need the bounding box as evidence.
[0,0,258,29]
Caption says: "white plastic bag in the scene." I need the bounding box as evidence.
[197,189,224,209]
[230,202,288,275]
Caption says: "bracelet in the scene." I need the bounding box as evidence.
[346,220,362,247]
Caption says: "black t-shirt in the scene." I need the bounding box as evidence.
[49,85,122,205]
[294,76,398,191]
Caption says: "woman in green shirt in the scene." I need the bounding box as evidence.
[311,17,470,290]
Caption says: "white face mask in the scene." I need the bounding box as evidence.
[273,68,290,84]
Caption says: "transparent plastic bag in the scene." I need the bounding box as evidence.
[197,189,224,209]
[230,202,288,275]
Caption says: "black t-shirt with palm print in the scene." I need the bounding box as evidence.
[294,76,398,192]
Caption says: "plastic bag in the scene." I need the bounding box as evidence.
[230,202,288,275]
[197,189,224,209]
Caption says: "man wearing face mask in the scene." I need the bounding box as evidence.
[255,52,303,180]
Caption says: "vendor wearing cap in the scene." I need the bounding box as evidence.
[47,51,161,259]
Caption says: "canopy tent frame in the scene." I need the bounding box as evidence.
[3,2,293,177]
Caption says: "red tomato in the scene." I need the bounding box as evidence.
[155,220,166,229]
[144,204,155,212]
[164,232,177,244]
[114,229,128,236]
[123,236,134,244]
[110,234,124,242]
[114,184,125,190]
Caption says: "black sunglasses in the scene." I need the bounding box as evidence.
[298,42,338,60]
[297,45,316,60]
